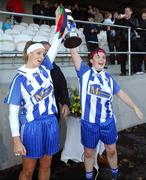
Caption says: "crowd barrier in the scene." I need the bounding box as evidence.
[1,10,146,75]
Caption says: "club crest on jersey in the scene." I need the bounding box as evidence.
[89,84,110,99]
[34,85,52,102]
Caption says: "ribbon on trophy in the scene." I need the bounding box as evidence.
[56,6,67,39]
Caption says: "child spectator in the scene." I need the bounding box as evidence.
[2,17,12,31]
[103,11,116,64]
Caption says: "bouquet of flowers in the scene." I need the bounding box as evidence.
[69,88,81,118]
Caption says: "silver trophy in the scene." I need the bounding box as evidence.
[64,9,82,48]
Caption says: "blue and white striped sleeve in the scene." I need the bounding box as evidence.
[112,78,120,95]
[76,61,90,78]
[4,75,22,105]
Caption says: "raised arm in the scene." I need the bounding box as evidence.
[46,33,62,63]
[70,48,82,71]
[117,89,143,120]
[47,6,67,63]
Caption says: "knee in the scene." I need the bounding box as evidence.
[40,157,52,169]
[84,150,94,159]
[21,168,34,178]
[106,147,117,157]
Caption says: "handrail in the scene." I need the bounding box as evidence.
[0,10,55,20]
[0,10,130,29]
[0,10,146,75]
[1,51,146,55]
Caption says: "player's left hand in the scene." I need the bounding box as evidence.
[61,104,70,119]
[55,6,61,27]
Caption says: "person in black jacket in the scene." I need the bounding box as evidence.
[136,8,146,73]
[32,2,45,24]
[115,7,139,75]
[51,62,70,120]
[41,41,70,173]
[48,3,58,26]
[41,41,70,120]
[83,14,100,51]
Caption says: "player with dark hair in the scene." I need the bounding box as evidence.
[70,47,143,180]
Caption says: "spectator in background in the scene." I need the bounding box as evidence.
[136,8,146,73]
[72,3,81,28]
[83,14,100,51]
[113,11,119,22]
[48,2,58,26]
[141,9,146,72]
[94,7,103,23]
[113,11,123,65]
[2,17,12,31]
[72,3,80,20]
[43,1,50,25]
[87,5,94,17]
[103,11,116,64]
[6,0,25,23]
[115,7,139,75]
[32,1,45,25]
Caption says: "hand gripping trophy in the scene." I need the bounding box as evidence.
[64,8,82,48]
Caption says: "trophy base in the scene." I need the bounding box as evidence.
[64,36,82,48]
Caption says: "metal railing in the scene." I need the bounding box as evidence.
[0,10,146,75]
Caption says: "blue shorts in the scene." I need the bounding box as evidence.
[20,115,60,158]
[81,119,118,149]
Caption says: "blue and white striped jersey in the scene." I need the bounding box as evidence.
[4,55,57,124]
[77,61,120,123]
